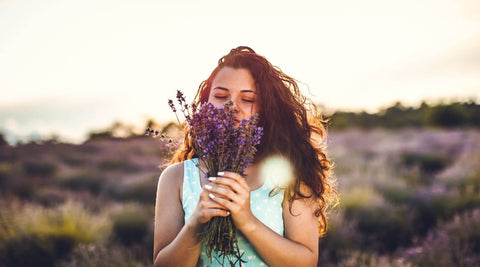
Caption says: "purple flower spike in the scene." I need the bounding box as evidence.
[168,99,176,112]
[152,91,263,265]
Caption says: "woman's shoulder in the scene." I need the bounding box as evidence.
[157,161,185,189]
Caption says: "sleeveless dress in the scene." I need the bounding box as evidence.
[182,158,284,267]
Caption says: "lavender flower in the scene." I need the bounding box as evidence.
[165,90,263,265]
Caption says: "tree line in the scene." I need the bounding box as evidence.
[327,100,480,130]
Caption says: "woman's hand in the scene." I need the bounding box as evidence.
[204,171,256,231]
[188,188,231,229]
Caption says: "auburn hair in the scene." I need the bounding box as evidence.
[170,46,335,235]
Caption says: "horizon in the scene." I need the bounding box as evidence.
[1,97,477,146]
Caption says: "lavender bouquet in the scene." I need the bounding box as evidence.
[148,90,263,265]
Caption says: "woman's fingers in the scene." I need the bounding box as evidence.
[215,171,250,191]
[206,191,236,212]
[196,191,230,222]
[199,190,226,208]
[204,183,242,203]
[203,172,254,230]
[201,207,230,219]
[204,171,253,213]
[208,176,250,197]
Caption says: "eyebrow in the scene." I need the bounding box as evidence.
[213,86,256,94]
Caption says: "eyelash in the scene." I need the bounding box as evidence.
[214,96,255,103]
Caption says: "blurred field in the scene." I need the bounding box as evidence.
[322,128,480,266]
[1,127,480,266]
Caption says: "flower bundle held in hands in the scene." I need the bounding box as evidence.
[169,90,263,265]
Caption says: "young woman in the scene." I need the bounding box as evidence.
[153,46,334,266]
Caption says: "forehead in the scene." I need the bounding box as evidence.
[211,67,256,92]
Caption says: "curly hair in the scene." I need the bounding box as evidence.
[170,46,335,235]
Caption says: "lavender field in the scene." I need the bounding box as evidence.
[1,129,479,266]
[322,129,480,266]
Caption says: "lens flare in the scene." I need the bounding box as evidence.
[260,155,294,189]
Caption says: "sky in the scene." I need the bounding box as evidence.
[1,0,479,144]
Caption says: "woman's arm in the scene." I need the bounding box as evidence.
[153,162,200,266]
[243,189,319,266]
[153,163,230,267]
[206,172,319,267]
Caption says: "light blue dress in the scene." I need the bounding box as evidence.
[182,158,284,267]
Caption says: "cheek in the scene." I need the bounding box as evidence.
[207,95,222,108]
[251,102,260,115]
[240,103,260,117]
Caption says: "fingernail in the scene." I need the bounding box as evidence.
[208,193,215,199]
[205,184,213,190]
[217,171,225,176]
[208,177,216,181]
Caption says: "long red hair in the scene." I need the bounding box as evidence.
[170,46,335,235]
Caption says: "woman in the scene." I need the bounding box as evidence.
[153,46,334,266]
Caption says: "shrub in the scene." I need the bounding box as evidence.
[0,232,58,267]
[32,188,68,207]
[104,174,158,203]
[0,201,111,267]
[111,204,149,246]
[376,185,415,206]
[335,250,405,267]
[407,190,453,236]
[408,209,480,266]
[448,191,480,215]
[98,159,140,173]
[444,173,480,196]
[0,163,13,189]
[77,144,101,154]
[122,177,157,203]
[57,243,149,267]
[0,162,35,199]
[401,152,447,176]
[8,176,35,199]
[347,203,413,253]
[60,172,104,195]
[340,186,383,212]
[23,161,57,177]
[339,186,413,252]
[59,154,87,167]
[318,212,363,264]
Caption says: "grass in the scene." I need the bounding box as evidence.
[0,200,111,267]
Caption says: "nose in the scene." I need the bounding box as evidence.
[230,100,239,113]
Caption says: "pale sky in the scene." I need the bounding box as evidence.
[1,0,479,144]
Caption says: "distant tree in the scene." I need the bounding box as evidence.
[87,121,137,141]
[87,130,114,141]
[465,100,480,126]
[0,132,7,146]
[109,121,136,138]
[427,103,468,127]
[41,134,61,145]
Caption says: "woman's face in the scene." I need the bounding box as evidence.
[208,66,259,124]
